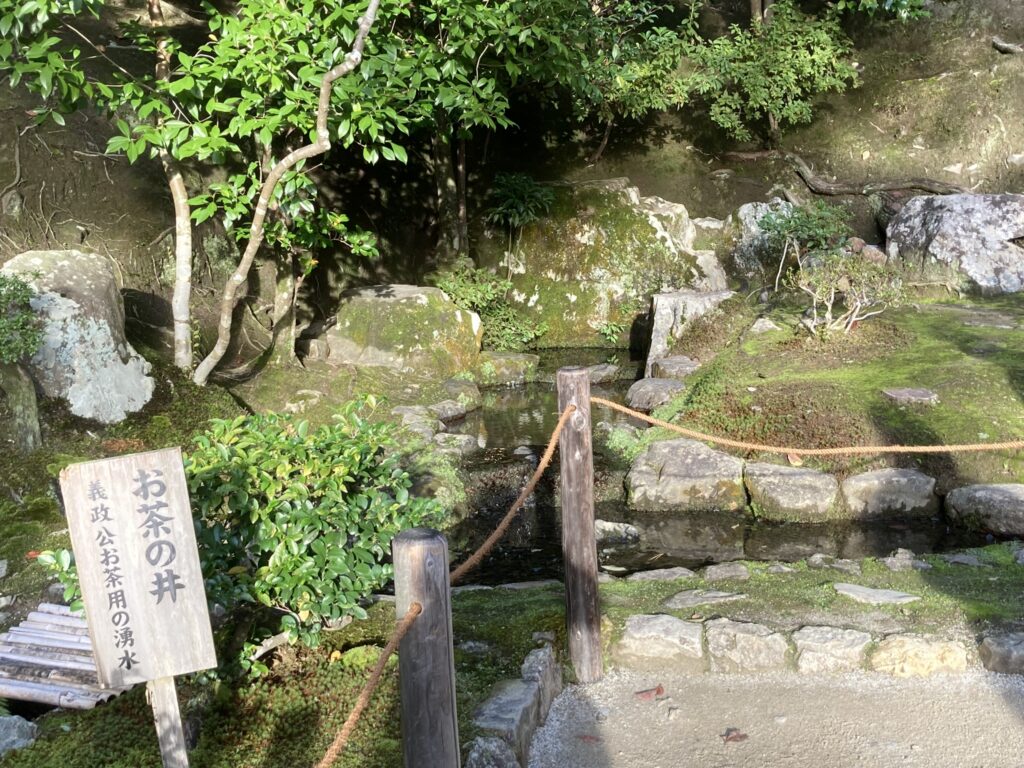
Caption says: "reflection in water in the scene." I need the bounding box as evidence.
[449,369,991,583]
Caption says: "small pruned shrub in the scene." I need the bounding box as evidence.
[787,252,905,337]
[484,173,555,236]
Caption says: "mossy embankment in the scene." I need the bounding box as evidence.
[609,298,1024,493]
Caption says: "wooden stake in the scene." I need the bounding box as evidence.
[557,367,603,683]
[393,528,460,768]
[147,677,189,768]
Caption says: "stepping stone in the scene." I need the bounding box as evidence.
[766,563,796,574]
[793,626,872,673]
[650,356,701,381]
[946,484,1024,537]
[664,589,746,609]
[940,553,989,567]
[626,567,697,582]
[706,618,788,673]
[841,468,938,520]
[869,635,969,677]
[834,583,920,605]
[979,633,1024,674]
[808,554,862,576]
[1016,549,1024,566]
[880,549,932,572]
[615,614,705,672]
[626,439,746,513]
[626,378,686,412]
[703,562,750,582]
[749,317,782,334]
[428,399,471,422]
[882,388,939,406]
[745,463,839,522]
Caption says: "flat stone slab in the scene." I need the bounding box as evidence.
[664,589,746,610]
[465,736,519,768]
[626,567,697,582]
[521,645,562,722]
[706,618,789,673]
[474,679,542,763]
[841,469,939,519]
[808,554,862,576]
[870,635,970,677]
[650,356,701,380]
[882,388,939,406]
[745,463,839,522]
[586,363,622,384]
[979,633,1024,674]
[616,614,705,672]
[626,439,746,513]
[940,553,989,567]
[625,378,686,412]
[946,484,1024,536]
[703,562,750,582]
[834,583,920,605]
[434,432,480,458]
[428,399,471,422]
[793,626,872,674]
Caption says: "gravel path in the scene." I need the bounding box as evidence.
[528,670,1024,768]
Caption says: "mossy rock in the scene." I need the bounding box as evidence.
[325,285,482,378]
[478,181,729,347]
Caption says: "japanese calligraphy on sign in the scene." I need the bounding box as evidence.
[60,448,217,688]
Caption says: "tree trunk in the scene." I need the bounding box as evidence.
[148,0,193,372]
[164,157,193,371]
[589,119,614,164]
[750,0,763,22]
[271,256,297,364]
[456,133,469,255]
[0,363,41,453]
[432,114,462,263]
[192,1,381,386]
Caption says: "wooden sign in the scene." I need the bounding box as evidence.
[59,448,217,688]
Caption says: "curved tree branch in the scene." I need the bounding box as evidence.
[192,0,382,385]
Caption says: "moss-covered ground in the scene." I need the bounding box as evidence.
[609,298,1024,494]
[0,586,565,768]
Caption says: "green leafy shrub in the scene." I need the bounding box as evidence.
[186,399,443,653]
[484,173,555,235]
[686,1,857,142]
[597,320,628,345]
[0,273,42,365]
[760,201,853,259]
[434,267,547,351]
[40,400,444,676]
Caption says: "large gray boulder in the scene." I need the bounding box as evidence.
[744,462,839,522]
[886,194,1024,294]
[946,484,1024,536]
[325,285,481,377]
[1,250,153,423]
[626,439,746,512]
[733,198,793,278]
[841,469,938,519]
[646,290,734,375]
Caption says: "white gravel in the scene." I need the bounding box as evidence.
[527,669,1024,768]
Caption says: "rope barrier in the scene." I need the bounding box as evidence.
[316,402,577,766]
[449,404,576,585]
[315,601,422,768]
[591,396,1024,457]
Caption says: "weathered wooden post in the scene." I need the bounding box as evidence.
[556,367,603,683]
[392,528,460,768]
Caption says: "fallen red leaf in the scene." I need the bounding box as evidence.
[25,551,40,560]
[577,734,602,743]
[634,684,665,701]
[721,727,748,744]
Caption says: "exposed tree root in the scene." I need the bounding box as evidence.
[993,36,1023,55]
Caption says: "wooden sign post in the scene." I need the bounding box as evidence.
[60,448,217,768]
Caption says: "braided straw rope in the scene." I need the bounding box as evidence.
[590,396,1024,457]
[315,602,422,768]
